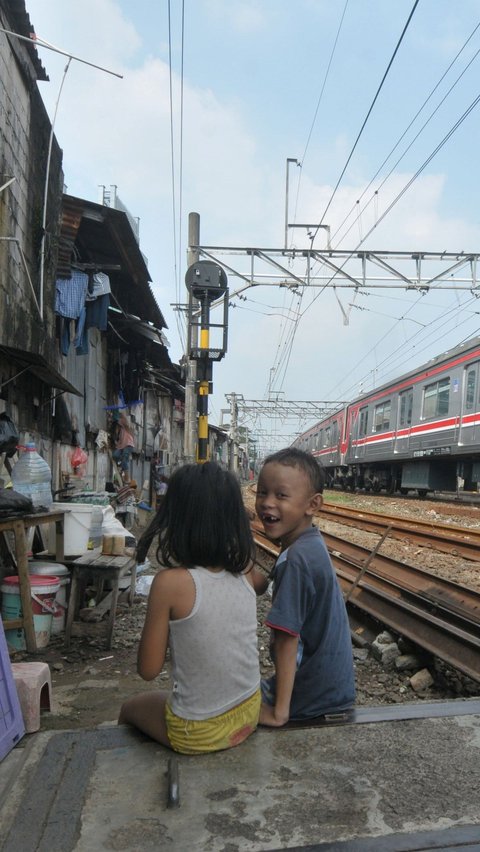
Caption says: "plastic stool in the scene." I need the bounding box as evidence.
[11,662,52,733]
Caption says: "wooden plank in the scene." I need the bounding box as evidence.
[11,520,36,652]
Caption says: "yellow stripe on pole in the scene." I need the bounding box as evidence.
[200,329,209,349]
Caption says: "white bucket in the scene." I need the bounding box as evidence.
[28,561,70,634]
[47,504,103,556]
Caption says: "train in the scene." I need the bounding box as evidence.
[293,336,480,496]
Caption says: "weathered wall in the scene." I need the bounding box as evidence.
[0,5,63,470]
[0,15,62,361]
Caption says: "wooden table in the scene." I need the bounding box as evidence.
[0,510,66,652]
[64,552,136,650]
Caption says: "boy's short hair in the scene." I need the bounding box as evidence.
[262,447,325,493]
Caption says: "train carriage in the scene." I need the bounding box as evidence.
[293,336,480,496]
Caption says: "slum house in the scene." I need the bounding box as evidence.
[0,0,184,505]
[0,0,82,478]
[54,190,185,497]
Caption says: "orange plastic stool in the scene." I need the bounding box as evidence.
[11,662,52,733]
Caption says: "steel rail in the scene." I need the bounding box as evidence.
[322,531,480,625]
[335,566,480,683]
[319,503,480,562]
[252,524,480,682]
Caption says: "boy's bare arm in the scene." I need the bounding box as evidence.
[259,630,298,726]
[249,563,270,596]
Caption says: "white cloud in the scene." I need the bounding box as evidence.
[25,0,480,445]
[204,0,266,32]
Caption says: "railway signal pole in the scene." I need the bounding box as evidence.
[185,260,229,463]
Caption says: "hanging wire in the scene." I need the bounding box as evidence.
[329,21,480,247]
[291,0,350,227]
[312,0,420,243]
[167,0,186,349]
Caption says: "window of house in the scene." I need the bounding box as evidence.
[399,388,413,427]
[373,400,391,432]
[423,377,450,419]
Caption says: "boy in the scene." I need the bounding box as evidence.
[255,448,355,726]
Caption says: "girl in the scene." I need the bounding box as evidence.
[118,461,264,754]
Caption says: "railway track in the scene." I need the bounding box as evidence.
[251,521,480,683]
[319,502,480,562]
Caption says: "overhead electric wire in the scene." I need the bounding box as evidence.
[268,1,351,395]
[312,0,420,243]
[291,0,350,230]
[360,88,480,245]
[329,294,480,402]
[330,21,480,248]
[299,80,480,334]
[167,0,186,350]
[332,33,480,248]
[177,0,186,346]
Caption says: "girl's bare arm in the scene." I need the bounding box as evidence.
[137,571,171,680]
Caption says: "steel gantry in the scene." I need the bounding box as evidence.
[225,394,345,422]
[189,246,480,305]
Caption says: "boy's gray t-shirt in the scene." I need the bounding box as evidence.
[265,525,355,719]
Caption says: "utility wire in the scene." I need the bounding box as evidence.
[312,0,420,243]
[272,1,350,393]
[300,83,480,329]
[167,0,186,349]
[332,30,480,248]
[177,0,186,346]
[330,21,480,248]
[291,0,350,229]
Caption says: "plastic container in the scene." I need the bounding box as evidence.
[46,503,103,556]
[0,617,25,760]
[28,561,70,634]
[1,575,59,650]
[11,443,52,510]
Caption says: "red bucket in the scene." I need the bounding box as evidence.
[1,575,60,650]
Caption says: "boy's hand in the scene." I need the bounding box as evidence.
[259,702,289,727]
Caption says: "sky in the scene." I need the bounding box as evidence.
[24,0,480,455]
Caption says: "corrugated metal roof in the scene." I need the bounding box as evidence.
[0,345,82,396]
[57,194,167,330]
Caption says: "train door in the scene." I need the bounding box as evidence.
[354,406,368,458]
[459,362,480,445]
[395,387,413,453]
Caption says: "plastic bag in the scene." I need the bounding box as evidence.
[135,575,154,596]
[0,413,19,457]
[0,488,34,517]
[70,446,88,473]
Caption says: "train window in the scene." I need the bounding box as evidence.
[324,426,331,446]
[466,369,476,411]
[423,377,450,419]
[399,388,413,427]
[373,400,391,432]
[358,407,368,437]
[332,421,338,444]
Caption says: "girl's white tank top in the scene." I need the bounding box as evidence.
[168,566,260,720]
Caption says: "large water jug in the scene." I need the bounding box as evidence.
[11,443,53,510]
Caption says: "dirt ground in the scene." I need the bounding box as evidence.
[12,490,480,732]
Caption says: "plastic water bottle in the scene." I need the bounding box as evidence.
[11,443,53,510]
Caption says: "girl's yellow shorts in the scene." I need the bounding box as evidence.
[165,689,261,755]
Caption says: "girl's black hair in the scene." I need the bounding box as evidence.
[137,462,254,573]
[262,447,325,493]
